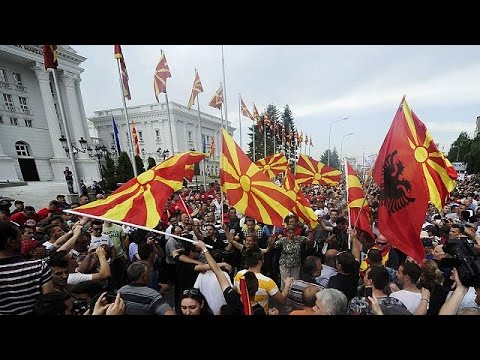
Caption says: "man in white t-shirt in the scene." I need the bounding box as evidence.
[390,261,423,314]
[89,220,116,262]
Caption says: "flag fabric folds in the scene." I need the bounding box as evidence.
[208,137,215,158]
[43,45,58,70]
[240,97,254,120]
[114,45,131,100]
[131,122,141,156]
[345,161,374,240]
[153,50,172,101]
[295,154,342,186]
[239,277,252,315]
[209,84,224,109]
[221,129,296,227]
[372,97,457,263]
[112,116,122,154]
[187,70,203,110]
[68,152,206,228]
[254,153,288,178]
[283,168,318,229]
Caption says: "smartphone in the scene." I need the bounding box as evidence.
[365,286,373,299]
[104,292,117,303]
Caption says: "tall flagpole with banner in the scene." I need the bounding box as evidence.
[114,45,137,177]
[154,50,175,156]
[187,69,206,189]
[238,93,242,148]
[44,45,81,195]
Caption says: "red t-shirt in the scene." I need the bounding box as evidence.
[10,212,41,226]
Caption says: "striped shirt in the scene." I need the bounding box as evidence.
[118,284,172,315]
[0,256,52,315]
[234,270,279,312]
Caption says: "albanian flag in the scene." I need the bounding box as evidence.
[345,161,374,240]
[68,152,206,228]
[372,97,457,263]
[283,168,318,229]
[295,154,342,186]
[221,129,295,227]
[254,153,288,179]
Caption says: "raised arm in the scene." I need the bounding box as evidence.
[195,240,231,292]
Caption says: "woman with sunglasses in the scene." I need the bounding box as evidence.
[179,288,212,315]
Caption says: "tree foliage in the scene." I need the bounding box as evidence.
[147,157,156,170]
[116,152,134,183]
[447,131,480,173]
[320,148,340,169]
[135,155,145,174]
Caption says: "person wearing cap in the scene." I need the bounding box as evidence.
[10,200,25,216]
[21,239,47,260]
[10,206,40,226]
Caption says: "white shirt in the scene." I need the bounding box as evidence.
[390,290,422,314]
[194,270,232,315]
[89,234,114,249]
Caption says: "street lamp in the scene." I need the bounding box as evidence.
[328,117,348,166]
[340,132,354,161]
[59,135,93,157]
[451,145,460,162]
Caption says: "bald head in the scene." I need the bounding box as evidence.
[324,249,339,267]
[303,285,321,308]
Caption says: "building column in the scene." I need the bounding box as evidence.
[75,78,92,144]
[32,65,66,159]
[60,72,88,159]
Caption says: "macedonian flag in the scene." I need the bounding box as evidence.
[187,69,203,110]
[372,97,457,263]
[345,160,374,240]
[67,152,206,228]
[221,129,295,227]
[154,50,171,101]
[283,168,318,229]
[254,153,288,179]
[296,154,342,186]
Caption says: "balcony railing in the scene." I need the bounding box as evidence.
[21,108,31,115]
[15,83,26,92]
[0,80,11,89]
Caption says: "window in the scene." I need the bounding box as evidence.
[10,117,18,126]
[19,96,29,114]
[138,131,143,141]
[111,133,115,141]
[0,69,7,82]
[15,142,29,156]
[155,129,160,140]
[50,80,55,96]
[24,119,32,127]
[3,93,13,107]
[141,149,145,156]
[188,131,193,142]
[13,72,22,85]
[0,116,3,124]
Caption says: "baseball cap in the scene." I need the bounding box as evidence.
[21,240,43,255]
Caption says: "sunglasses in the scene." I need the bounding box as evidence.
[375,241,388,246]
[182,288,201,297]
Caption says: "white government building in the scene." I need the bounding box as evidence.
[0,45,99,183]
[88,102,234,177]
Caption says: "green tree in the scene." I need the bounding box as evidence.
[135,155,145,174]
[465,134,480,173]
[448,131,471,164]
[102,153,117,191]
[116,152,134,183]
[320,148,340,169]
[280,105,298,172]
[147,157,156,170]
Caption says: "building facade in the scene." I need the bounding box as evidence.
[88,102,234,176]
[0,45,99,183]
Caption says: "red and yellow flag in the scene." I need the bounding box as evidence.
[154,50,171,101]
[373,97,457,263]
[43,45,58,70]
[253,105,262,131]
[264,114,271,129]
[69,152,206,228]
[239,277,252,315]
[208,137,215,158]
[296,154,342,186]
[209,84,223,110]
[187,70,203,110]
[345,161,374,240]
[310,137,314,147]
[221,129,295,227]
[131,122,141,156]
[283,168,318,229]
[114,45,131,100]
[254,153,288,179]
[240,97,254,120]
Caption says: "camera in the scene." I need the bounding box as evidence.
[440,236,480,288]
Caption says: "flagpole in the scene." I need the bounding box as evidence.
[345,158,352,250]
[238,93,242,149]
[63,210,212,249]
[179,195,192,220]
[163,91,175,156]
[353,173,374,230]
[221,46,228,124]
[51,69,81,195]
[196,96,207,190]
[263,116,267,158]
[273,116,276,154]
[115,58,138,177]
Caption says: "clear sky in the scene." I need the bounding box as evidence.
[73,45,480,164]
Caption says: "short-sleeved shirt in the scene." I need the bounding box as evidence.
[118,284,172,315]
[347,295,409,315]
[275,236,308,268]
[102,223,126,259]
[234,270,279,312]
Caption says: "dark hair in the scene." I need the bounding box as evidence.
[368,265,390,290]
[33,292,71,315]
[244,249,263,268]
[44,223,62,237]
[400,261,421,284]
[303,256,321,277]
[56,195,65,199]
[127,261,148,283]
[337,251,357,274]
[91,219,104,227]
[0,221,20,250]
[367,249,383,265]
[47,250,69,268]
[24,206,35,212]
[138,242,154,260]
[336,217,348,226]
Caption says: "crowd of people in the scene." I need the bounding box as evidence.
[1,176,480,315]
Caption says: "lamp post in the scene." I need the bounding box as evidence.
[340,132,354,161]
[451,145,460,162]
[328,117,348,166]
